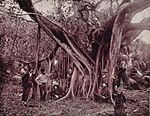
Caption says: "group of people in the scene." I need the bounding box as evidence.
[20,64,127,115]
[21,66,61,105]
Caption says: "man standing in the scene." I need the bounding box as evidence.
[22,66,32,104]
[35,68,51,101]
[117,61,128,87]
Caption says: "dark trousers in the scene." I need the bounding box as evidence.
[22,87,31,102]
[114,107,126,116]
[39,83,47,101]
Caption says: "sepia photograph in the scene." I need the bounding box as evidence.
[0,0,150,115]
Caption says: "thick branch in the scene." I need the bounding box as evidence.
[121,30,141,46]
[121,0,150,15]
[124,6,150,24]
[107,0,150,105]
[16,0,95,66]
[122,1,150,35]
[122,17,150,46]
[123,17,150,33]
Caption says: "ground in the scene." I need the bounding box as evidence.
[0,81,149,116]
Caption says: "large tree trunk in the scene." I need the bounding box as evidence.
[107,0,150,105]
[31,24,41,100]
[16,0,150,102]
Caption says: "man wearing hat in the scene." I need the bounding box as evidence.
[21,65,32,104]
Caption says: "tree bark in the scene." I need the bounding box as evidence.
[31,24,41,100]
[107,0,150,105]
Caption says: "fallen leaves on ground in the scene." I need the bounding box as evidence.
[0,83,149,116]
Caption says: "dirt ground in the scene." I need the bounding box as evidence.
[0,82,149,116]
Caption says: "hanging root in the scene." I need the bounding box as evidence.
[53,67,78,103]
[90,73,98,98]
[109,76,115,106]
[81,78,87,97]
[90,44,101,98]
[86,70,92,98]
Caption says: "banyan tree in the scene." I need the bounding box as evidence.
[15,0,150,104]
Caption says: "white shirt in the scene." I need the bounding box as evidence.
[35,73,51,85]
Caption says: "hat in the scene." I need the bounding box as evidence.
[102,83,108,87]
[21,68,26,74]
